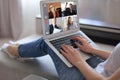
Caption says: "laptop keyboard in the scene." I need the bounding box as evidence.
[50,33,83,51]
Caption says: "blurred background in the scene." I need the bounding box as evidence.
[0,0,120,42]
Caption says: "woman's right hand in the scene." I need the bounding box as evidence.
[71,36,95,54]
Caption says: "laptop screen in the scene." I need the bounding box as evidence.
[41,1,78,35]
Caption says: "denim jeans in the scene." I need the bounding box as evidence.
[18,38,103,80]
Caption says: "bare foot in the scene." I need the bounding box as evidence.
[7,44,19,58]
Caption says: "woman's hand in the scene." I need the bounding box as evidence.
[72,36,95,54]
[60,44,84,67]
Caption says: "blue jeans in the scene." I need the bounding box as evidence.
[18,38,103,80]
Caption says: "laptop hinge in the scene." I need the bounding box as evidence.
[43,29,79,39]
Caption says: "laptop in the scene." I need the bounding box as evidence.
[40,0,97,67]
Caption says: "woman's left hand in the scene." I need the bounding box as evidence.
[60,44,84,67]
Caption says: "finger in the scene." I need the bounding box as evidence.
[67,45,73,49]
[60,49,65,54]
[60,49,69,59]
[61,44,70,53]
[72,36,88,44]
[71,36,84,42]
[72,35,83,38]
[65,45,75,54]
[67,45,75,53]
[68,45,76,51]
[61,44,67,49]
[67,45,78,55]
[61,45,75,56]
[75,42,83,49]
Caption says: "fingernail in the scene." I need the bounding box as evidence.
[75,42,78,44]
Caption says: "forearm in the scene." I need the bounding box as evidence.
[108,68,120,80]
[91,48,111,60]
[75,60,106,80]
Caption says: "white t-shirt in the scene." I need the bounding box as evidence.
[95,43,120,79]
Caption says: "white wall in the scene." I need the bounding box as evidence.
[78,0,120,25]
[20,0,41,38]
[20,0,120,38]
[105,0,120,24]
